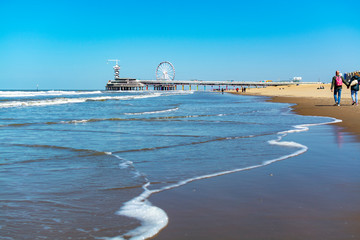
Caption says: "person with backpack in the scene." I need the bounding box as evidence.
[331,70,347,106]
[347,72,360,106]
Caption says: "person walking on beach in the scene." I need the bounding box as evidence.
[347,73,360,105]
[331,70,346,106]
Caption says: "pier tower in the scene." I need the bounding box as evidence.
[105,60,144,91]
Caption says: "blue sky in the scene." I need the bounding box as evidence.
[1,0,359,89]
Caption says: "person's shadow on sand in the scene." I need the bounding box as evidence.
[315,104,351,107]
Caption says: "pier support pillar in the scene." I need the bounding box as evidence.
[197,85,198,91]
[182,85,184,91]
[189,85,191,91]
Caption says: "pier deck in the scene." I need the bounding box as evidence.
[106,79,318,91]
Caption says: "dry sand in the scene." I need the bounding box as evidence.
[229,83,360,136]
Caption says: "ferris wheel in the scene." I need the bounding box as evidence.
[156,61,175,80]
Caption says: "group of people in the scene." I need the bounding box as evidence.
[331,70,360,106]
[235,87,247,93]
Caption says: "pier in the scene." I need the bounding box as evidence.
[105,60,317,91]
[105,79,316,91]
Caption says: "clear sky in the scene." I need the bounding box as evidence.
[1,0,359,89]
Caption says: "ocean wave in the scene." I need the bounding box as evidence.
[0,90,196,108]
[1,114,267,130]
[110,133,271,155]
[5,143,108,155]
[0,93,163,109]
[124,107,179,115]
[0,90,102,98]
[0,98,87,108]
[107,117,341,240]
[63,119,90,124]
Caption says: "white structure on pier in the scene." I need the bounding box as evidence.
[156,61,175,81]
[106,60,144,91]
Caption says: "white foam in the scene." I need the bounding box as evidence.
[163,90,195,95]
[104,155,168,240]
[67,119,89,124]
[0,98,86,108]
[268,139,306,148]
[119,160,134,169]
[104,183,168,240]
[0,92,164,109]
[0,90,101,98]
[117,187,168,240]
[60,119,96,124]
[124,107,179,115]
[107,117,341,240]
[0,89,193,99]
[0,90,196,108]
[132,171,143,178]
[112,154,143,178]
[88,93,163,102]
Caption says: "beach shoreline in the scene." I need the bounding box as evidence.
[150,85,360,240]
[230,83,360,137]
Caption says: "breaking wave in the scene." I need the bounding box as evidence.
[124,107,179,115]
[0,93,163,108]
[0,90,102,98]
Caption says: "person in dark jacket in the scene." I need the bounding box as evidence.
[347,73,360,106]
[331,70,347,106]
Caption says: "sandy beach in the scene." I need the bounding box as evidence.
[150,84,360,240]
[231,83,360,136]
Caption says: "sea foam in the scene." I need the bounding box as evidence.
[0,93,164,108]
[112,184,168,240]
[124,107,179,115]
[0,90,101,98]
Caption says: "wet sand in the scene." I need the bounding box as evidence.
[152,133,360,239]
[150,84,360,240]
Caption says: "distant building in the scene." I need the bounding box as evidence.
[105,60,144,91]
[292,77,302,82]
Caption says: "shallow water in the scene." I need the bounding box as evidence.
[0,90,333,239]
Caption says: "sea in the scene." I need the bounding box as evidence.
[0,90,338,240]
